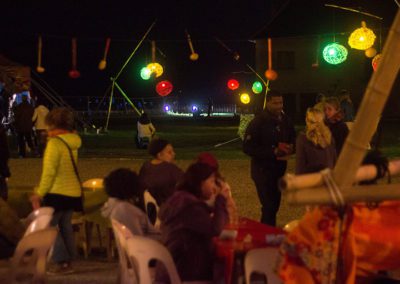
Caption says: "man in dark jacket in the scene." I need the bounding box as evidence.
[13,94,35,157]
[243,91,296,226]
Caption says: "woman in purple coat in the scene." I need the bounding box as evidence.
[157,162,229,282]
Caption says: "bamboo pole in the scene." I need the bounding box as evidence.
[333,10,400,188]
[286,184,400,205]
[280,160,400,191]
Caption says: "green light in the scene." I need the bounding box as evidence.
[140,67,151,80]
[252,81,263,94]
[322,43,348,65]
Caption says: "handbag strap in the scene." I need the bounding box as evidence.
[53,136,84,198]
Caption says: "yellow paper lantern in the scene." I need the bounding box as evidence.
[348,21,376,50]
[240,93,250,104]
[365,47,377,58]
[146,62,163,77]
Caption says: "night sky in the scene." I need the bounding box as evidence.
[1,0,398,107]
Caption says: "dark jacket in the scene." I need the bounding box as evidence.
[326,114,349,155]
[295,133,337,174]
[13,101,34,132]
[243,110,296,170]
[158,191,228,281]
[139,161,183,205]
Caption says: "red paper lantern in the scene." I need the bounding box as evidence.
[156,80,173,96]
[227,79,239,90]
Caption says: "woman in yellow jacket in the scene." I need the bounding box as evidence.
[31,107,82,274]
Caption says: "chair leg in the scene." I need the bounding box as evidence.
[96,224,103,248]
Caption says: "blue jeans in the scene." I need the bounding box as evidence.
[50,209,76,263]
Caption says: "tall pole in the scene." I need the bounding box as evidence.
[104,81,115,131]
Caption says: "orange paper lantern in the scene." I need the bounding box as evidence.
[265,69,278,81]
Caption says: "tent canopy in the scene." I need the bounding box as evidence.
[0,54,31,95]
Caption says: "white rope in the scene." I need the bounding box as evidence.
[320,168,345,207]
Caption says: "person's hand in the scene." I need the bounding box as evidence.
[30,194,41,210]
[217,180,232,199]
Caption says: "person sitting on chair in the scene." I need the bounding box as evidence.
[136,112,155,149]
[101,168,160,239]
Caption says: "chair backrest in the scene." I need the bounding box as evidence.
[9,227,57,284]
[244,247,282,284]
[111,219,138,284]
[24,207,54,225]
[126,235,182,284]
[143,190,160,229]
[24,215,53,237]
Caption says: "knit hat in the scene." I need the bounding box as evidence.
[196,152,218,170]
[148,138,169,157]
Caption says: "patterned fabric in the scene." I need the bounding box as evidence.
[278,202,400,284]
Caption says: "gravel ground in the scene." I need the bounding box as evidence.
[7,157,305,227]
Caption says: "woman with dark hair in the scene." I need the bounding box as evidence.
[324,96,349,155]
[158,162,229,282]
[139,138,183,206]
[30,107,81,274]
[101,168,160,238]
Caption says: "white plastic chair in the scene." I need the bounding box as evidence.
[9,227,58,284]
[24,215,53,237]
[111,219,138,284]
[126,235,211,284]
[244,248,282,284]
[143,190,161,229]
[24,207,54,226]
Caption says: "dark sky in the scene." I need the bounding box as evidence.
[1,0,275,107]
[1,0,398,107]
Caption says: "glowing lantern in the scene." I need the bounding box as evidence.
[348,21,376,50]
[322,43,348,65]
[140,67,151,80]
[240,93,250,104]
[365,47,377,58]
[156,80,173,96]
[372,54,381,71]
[147,62,164,77]
[265,69,278,81]
[227,79,239,90]
[252,81,263,94]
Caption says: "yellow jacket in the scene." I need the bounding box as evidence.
[36,133,82,197]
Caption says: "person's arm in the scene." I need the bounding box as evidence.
[149,123,156,135]
[295,134,307,175]
[35,139,61,197]
[32,108,38,124]
[182,196,228,238]
[243,118,275,160]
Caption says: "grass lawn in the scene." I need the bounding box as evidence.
[6,116,400,228]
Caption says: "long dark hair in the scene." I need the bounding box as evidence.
[138,112,150,124]
[177,162,215,199]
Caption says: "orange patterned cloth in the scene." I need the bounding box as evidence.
[279,201,400,283]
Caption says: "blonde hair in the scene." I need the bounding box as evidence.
[305,108,332,148]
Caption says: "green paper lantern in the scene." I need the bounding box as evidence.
[140,67,151,80]
[322,43,348,65]
[252,81,263,94]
